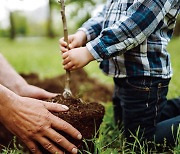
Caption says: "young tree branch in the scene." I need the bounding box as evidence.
[59,0,72,98]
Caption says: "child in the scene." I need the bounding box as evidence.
[60,0,180,145]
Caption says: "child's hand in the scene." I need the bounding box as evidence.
[59,31,87,53]
[62,47,94,70]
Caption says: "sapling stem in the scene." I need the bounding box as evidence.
[59,0,72,98]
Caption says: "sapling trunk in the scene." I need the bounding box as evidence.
[59,0,72,98]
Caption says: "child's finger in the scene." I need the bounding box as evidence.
[59,38,67,47]
[69,41,77,49]
[69,66,77,71]
[68,35,74,43]
[62,57,71,65]
[60,46,68,53]
[64,62,74,70]
[62,52,69,59]
[69,44,73,49]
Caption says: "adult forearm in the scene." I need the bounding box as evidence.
[0,84,16,123]
[0,53,27,93]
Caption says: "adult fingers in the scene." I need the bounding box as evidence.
[25,140,42,154]
[46,129,78,154]
[42,101,69,112]
[37,90,57,99]
[29,86,57,99]
[51,115,82,140]
[38,137,64,154]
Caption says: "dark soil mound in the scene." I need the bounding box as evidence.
[39,94,105,153]
[50,95,104,140]
[21,69,113,103]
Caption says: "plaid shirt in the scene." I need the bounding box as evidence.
[79,0,180,78]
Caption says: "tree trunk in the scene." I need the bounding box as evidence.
[9,11,15,40]
[47,0,54,38]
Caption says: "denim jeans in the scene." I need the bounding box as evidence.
[113,77,180,145]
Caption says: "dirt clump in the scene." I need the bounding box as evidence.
[39,94,105,153]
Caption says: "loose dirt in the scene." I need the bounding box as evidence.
[21,69,113,103]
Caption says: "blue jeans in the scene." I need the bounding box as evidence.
[113,77,180,145]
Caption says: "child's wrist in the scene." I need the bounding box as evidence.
[84,47,94,61]
[76,31,87,45]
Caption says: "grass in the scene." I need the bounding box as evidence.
[0,36,180,153]
[0,37,112,84]
[167,37,180,98]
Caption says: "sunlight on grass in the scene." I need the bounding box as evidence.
[0,37,64,79]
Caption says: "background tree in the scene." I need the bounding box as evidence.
[9,11,16,39]
[47,0,55,38]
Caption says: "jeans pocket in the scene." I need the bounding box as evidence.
[125,77,150,91]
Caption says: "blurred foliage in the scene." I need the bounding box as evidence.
[12,12,27,36]
[26,21,47,37]
[0,0,178,38]
[0,29,9,37]
[66,0,105,29]
[51,0,106,33]
[0,11,27,38]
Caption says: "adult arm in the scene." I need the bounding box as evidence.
[0,84,82,154]
[84,0,179,61]
[0,53,55,99]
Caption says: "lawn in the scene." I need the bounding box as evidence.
[0,37,112,84]
[0,37,180,153]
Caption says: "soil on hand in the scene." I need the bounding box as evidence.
[0,69,112,153]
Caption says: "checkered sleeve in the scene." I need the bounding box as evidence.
[78,5,106,42]
[86,0,177,61]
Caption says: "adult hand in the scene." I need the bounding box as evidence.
[0,53,56,99]
[62,47,95,70]
[16,84,57,99]
[0,86,82,154]
[59,30,87,53]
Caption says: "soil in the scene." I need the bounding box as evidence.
[20,69,113,103]
[0,69,113,153]
[39,94,105,153]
